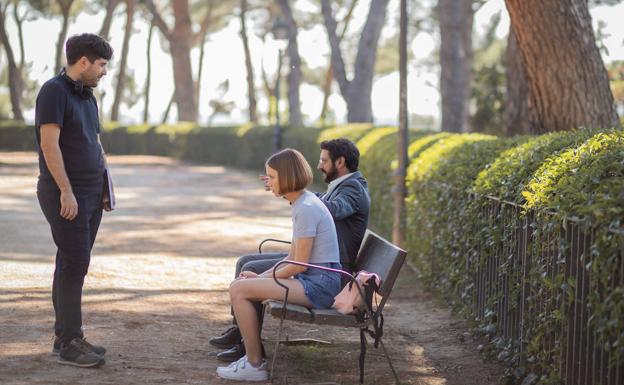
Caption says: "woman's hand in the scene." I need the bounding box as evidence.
[238,271,259,279]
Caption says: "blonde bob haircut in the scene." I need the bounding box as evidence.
[266,148,313,195]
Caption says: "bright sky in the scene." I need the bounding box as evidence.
[4,0,624,127]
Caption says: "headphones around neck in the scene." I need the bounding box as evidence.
[60,68,94,99]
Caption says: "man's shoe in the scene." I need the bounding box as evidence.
[57,338,105,368]
[209,326,242,349]
[216,343,245,362]
[216,355,269,382]
[217,342,266,363]
[53,337,106,356]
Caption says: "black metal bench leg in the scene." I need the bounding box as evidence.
[359,329,367,384]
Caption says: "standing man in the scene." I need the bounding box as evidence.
[35,33,113,368]
[210,138,370,362]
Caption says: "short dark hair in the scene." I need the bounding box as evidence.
[66,33,113,65]
[320,138,360,172]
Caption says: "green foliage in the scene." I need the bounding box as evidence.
[405,133,516,282]
[406,128,624,384]
[0,120,35,151]
[474,128,604,202]
[356,127,431,238]
[317,123,374,144]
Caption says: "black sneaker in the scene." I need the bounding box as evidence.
[216,342,265,363]
[57,338,105,368]
[53,337,106,356]
[209,326,242,349]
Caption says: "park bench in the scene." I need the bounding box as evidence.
[259,230,407,384]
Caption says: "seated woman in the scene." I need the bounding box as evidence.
[216,148,343,382]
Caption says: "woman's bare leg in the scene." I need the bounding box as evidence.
[229,278,311,366]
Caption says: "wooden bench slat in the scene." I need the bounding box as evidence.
[265,300,314,323]
[266,300,365,327]
[310,308,364,327]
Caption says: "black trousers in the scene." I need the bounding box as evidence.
[37,180,103,344]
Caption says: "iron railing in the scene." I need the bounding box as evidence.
[455,194,624,385]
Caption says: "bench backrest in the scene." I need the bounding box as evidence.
[354,230,407,314]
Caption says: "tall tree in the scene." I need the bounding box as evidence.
[143,20,154,123]
[438,0,473,133]
[11,0,28,72]
[321,0,389,123]
[54,0,74,74]
[110,0,135,121]
[394,0,408,248]
[239,0,257,123]
[99,0,121,40]
[277,0,303,127]
[145,0,213,122]
[0,2,24,121]
[319,0,358,125]
[504,0,619,133]
[195,2,214,112]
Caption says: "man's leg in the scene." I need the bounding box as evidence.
[38,187,104,367]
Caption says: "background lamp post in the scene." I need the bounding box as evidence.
[271,17,289,153]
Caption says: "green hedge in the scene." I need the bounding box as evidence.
[0,120,36,151]
[404,128,624,384]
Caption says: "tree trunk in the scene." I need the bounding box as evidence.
[504,28,531,136]
[54,0,73,74]
[393,0,408,248]
[240,0,257,123]
[99,0,120,40]
[143,21,154,123]
[0,4,24,121]
[146,0,198,122]
[196,32,207,113]
[195,2,213,114]
[162,93,175,124]
[505,0,619,133]
[438,0,473,133]
[12,1,26,71]
[320,0,358,125]
[110,0,135,122]
[321,0,388,123]
[278,0,303,127]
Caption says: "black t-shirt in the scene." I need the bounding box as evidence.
[35,74,104,186]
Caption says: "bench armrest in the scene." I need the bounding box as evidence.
[270,260,372,318]
[258,238,292,254]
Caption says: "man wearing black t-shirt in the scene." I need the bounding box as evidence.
[35,33,113,368]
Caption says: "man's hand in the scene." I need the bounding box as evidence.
[237,271,259,280]
[60,190,78,220]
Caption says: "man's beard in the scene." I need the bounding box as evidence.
[322,165,339,183]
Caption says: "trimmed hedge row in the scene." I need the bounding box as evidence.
[1,121,623,383]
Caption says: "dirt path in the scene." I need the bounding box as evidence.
[0,152,503,385]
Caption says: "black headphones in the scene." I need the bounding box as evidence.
[59,68,94,99]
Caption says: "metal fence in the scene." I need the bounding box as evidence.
[462,195,624,385]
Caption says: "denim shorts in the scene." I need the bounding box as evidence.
[295,262,343,309]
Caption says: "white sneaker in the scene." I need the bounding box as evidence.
[216,355,269,382]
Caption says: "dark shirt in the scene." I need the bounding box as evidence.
[35,74,104,187]
[318,171,371,271]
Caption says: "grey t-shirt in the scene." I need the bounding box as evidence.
[292,190,340,264]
